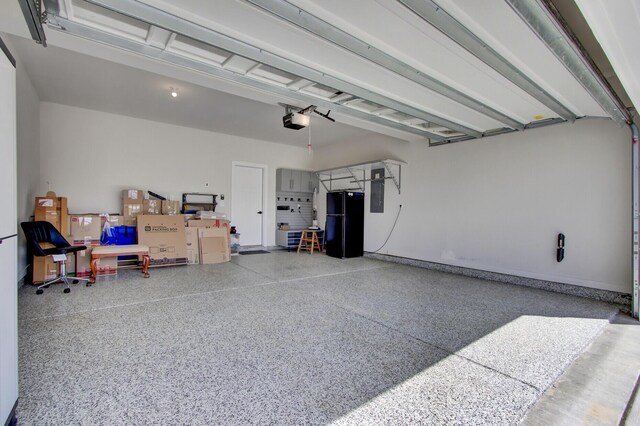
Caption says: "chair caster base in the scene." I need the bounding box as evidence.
[63,288,71,294]
[36,289,43,295]
[86,282,92,287]
[72,279,79,284]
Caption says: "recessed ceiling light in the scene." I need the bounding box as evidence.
[170,87,178,98]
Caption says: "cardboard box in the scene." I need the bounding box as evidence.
[75,246,93,277]
[32,243,81,282]
[32,242,61,283]
[122,189,144,204]
[187,219,231,229]
[69,215,102,246]
[123,204,143,226]
[66,253,76,277]
[75,248,117,278]
[123,189,145,226]
[32,243,60,283]
[94,257,117,277]
[137,215,188,266]
[34,191,69,236]
[184,227,200,265]
[161,200,180,215]
[198,227,230,264]
[33,256,59,283]
[143,199,161,215]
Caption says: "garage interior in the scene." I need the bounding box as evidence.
[1,0,640,424]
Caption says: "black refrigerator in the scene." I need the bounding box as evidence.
[325,191,364,258]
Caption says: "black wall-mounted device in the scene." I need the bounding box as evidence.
[556,233,565,262]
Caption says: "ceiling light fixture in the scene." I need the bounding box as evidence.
[170,87,178,98]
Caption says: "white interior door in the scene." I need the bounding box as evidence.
[232,164,264,246]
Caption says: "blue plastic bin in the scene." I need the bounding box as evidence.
[113,226,137,261]
[113,226,137,245]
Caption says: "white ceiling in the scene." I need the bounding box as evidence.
[0,0,632,146]
[7,34,379,147]
[574,0,640,117]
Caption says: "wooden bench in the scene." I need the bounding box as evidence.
[90,244,150,284]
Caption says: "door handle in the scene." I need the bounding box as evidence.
[257,211,263,214]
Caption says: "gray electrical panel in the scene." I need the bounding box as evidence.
[370,168,385,213]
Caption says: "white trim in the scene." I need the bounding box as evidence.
[231,161,268,247]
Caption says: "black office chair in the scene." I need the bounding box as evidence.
[21,221,90,294]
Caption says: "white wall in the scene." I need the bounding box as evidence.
[5,37,41,280]
[39,102,312,246]
[313,119,632,294]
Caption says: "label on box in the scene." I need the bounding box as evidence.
[38,199,54,207]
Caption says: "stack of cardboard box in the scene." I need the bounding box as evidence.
[186,219,231,264]
[29,189,231,284]
[32,192,69,283]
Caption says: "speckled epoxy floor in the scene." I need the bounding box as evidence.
[17,251,618,425]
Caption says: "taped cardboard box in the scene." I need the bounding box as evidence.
[33,256,59,283]
[123,189,144,226]
[75,246,93,277]
[198,227,230,264]
[69,215,102,246]
[32,242,79,282]
[32,242,60,283]
[184,227,200,265]
[66,253,76,277]
[34,191,68,236]
[137,215,188,266]
[187,219,231,229]
[161,200,180,215]
[95,257,117,277]
[122,189,144,204]
[143,199,161,215]
[123,204,143,226]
